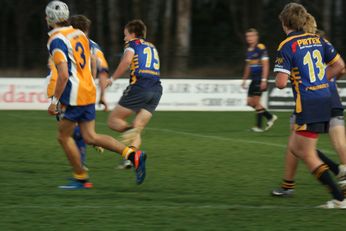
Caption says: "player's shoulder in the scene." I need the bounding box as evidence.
[125,38,139,46]
[277,37,293,51]
[319,37,332,46]
[126,38,155,47]
[47,30,64,47]
[256,43,266,50]
[277,32,312,51]
[48,27,82,45]
[127,38,146,48]
[89,39,101,50]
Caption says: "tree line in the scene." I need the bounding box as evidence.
[1,0,345,78]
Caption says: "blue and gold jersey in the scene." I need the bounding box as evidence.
[47,26,96,106]
[124,38,160,87]
[245,43,269,80]
[274,31,340,125]
[329,78,343,111]
[324,39,343,111]
[89,39,109,74]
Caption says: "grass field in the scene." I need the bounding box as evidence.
[1,110,345,231]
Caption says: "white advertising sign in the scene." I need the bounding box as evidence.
[267,80,346,110]
[157,79,261,111]
[0,78,262,111]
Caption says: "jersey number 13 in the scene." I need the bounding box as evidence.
[303,50,325,83]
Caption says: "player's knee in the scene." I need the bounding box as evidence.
[82,135,95,145]
[249,103,256,108]
[247,100,253,107]
[57,134,68,144]
[333,141,346,154]
[132,120,145,130]
[108,118,127,132]
[108,120,122,131]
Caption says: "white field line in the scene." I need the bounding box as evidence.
[146,127,286,148]
[6,112,334,153]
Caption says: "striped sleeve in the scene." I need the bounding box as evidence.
[49,38,68,65]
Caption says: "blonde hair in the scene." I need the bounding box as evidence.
[303,13,317,34]
[279,3,309,31]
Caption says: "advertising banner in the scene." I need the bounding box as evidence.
[267,80,346,111]
[0,78,261,111]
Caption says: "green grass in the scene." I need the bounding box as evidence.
[0,111,345,231]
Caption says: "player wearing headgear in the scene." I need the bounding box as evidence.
[44,57,104,171]
[45,1,147,189]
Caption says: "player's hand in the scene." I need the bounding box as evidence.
[48,103,58,115]
[106,79,113,87]
[260,81,268,91]
[241,80,247,89]
[98,98,109,112]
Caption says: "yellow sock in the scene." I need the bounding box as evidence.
[122,146,136,159]
[73,171,89,180]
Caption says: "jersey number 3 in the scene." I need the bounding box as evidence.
[143,47,159,70]
[75,42,86,69]
[303,50,325,83]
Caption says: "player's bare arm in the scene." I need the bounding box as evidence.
[241,63,250,89]
[48,62,69,115]
[327,57,345,80]
[275,72,289,89]
[108,50,134,86]
[260,59,269,90]
[91,54,97,79]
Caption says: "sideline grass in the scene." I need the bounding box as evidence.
[0,111,345,231]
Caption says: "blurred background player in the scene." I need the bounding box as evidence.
[69,15,110,112]
[45,0,147,188]
[241,28,277,132]
[271,18,346,197]
[107,20,162,168]
[274,3,345,208]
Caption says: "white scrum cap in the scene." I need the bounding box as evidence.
[45,1,69,26]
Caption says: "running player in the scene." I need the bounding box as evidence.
[107,20,162,168]
[274,3,345,208]
[271,18,346,197]
[45,58,89,169]
[45,1,147,188]
[241,28,277,132]
[69,15,110,112]
[45,57,105,170]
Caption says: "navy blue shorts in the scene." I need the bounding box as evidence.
[61,104,96,122]
[248,80,262,97]
[118,84,162,113]
[331,108,344,117]
[295,121,329,134]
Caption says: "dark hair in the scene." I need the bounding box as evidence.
[69,15,91,34]
[125,19,147,38]
[245,28,258,34]
[56,21,70,27]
